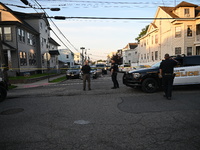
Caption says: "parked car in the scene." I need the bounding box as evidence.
[123,55,200,93]
[90,66,102,79]
[79,66,102,79]
[119,64,131,72]
[96,64,107,74]
[66,65,81,79]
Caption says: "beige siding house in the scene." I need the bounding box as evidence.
[138,1,200,66]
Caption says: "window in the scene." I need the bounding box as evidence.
[175,47,181,55]
[18,28,25,42]
[144,54,146,60]
[187,25,192,37]
[184,9,190,17]
[155,51,158,60]
[19,52,27,66]
[4,27,12,41]
[27,32,35,46]
[187,47,192,56]
[141,54,143,60]
[175,26,181,38]
[29,51,37,66]
[66,55,69,59]
[152,52,154,61]
[155,34,158,44]
[40,22,43,29]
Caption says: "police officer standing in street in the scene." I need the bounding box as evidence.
[159,53,178,100]
[81,61,91,91]
[110,59,119,89]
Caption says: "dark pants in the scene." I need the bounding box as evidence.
[162,75,174,98]
[111,73,119,88]
[83,74,91,90]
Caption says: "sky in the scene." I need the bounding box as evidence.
[1,0,200,61]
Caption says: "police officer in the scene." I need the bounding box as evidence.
[110,59,119,89]
[81,61,91,91]
[159,54,178,100]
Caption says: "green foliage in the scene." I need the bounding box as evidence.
[135,25,149,42]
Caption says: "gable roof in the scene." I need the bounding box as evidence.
[174,1,198,9]
[160,7,179,18]
[124,43,138,49]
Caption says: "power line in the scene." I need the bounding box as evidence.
[31,0,80,53]
[51,16,198,20]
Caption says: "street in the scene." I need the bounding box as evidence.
[0,73,200,150]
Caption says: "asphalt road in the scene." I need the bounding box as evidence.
[0,72,200,150]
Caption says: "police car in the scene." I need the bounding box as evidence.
[123,55,200,93]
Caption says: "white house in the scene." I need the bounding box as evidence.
[58,49,74,68]
[122,43,138,66]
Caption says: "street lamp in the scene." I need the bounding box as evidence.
[80,47,85,65]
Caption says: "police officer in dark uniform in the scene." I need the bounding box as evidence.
[159,54,178,100]
[110,59,119,89]
[81,61,91,91]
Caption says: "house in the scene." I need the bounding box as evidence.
[58,49,74,68]
[0,2,60,76]
[122,43,138,66]
[138,1,200,65]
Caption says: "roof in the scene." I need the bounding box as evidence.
[0,3,39,34]
[49,38,60,46]
[2,41,16,51]
[174,1,198,9]
[160,1,200,18]
[160,7,179,18]
[12,11,50,26]
[124,43,138,49]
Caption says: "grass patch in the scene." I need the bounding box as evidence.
[9,73,55,80]
[49,76,66,83]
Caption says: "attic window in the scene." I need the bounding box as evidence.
[184,9,190,17]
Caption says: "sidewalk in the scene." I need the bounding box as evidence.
[13,74,66,89]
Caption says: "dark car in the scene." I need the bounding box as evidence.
[79,66,102,79]
[123,55,200,93]
[90,66,102,79]
[96,64,107,74]
[66,65,81,79]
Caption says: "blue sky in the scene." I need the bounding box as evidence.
[1,0,200,60]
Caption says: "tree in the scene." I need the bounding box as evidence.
[135,25,149,42]
[111,54,122,65]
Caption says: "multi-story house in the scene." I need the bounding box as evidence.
[58,49,74,68]
[0,2,60,76]
[122,43,138,66]
[138,1,200,66]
